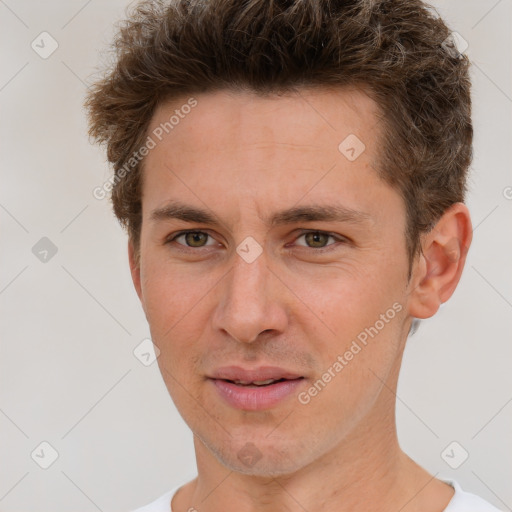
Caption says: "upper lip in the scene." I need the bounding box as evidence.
[209,366,304,382]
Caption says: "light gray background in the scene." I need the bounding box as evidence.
[1,1,511,511]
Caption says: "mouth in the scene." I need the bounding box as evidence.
[208,366,306,410]
[216,377,304,388]
[219,377,300,387]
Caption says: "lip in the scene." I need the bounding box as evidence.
[208,366,305,411]
[209,366,304,382]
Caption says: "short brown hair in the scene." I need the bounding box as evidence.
[85,0,472,268]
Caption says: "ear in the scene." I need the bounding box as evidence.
[408,203,472,319]
[128,239,143,304]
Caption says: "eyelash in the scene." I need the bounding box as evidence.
[166,229,348,252]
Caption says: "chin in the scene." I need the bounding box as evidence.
[222,454,304,478]
[205,436,314,478]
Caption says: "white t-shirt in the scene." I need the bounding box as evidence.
[131,478,503,511]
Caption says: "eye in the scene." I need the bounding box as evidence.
[166,229,347,252]
[169,230,217,248]
[293,230,346,250]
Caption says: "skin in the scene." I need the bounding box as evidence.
[128,87,472,512]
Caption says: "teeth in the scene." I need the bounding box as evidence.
[253,379,277,385]
[233,378,278,386]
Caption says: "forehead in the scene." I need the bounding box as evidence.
[141,87,401,226]
[147,86,382,152]
[143,86,385,192]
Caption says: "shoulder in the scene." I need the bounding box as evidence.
[130,487,178,512]
[442,479,503,512]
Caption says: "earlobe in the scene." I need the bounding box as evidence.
[408,203,472,319]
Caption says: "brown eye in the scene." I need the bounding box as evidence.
[303,232,331,248]
[185,232,208,247]
[172,231,213,248]
[295,231,338,249]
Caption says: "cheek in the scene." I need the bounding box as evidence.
[289,264,405,343]
[297,306,405,435]
[291,267,407,415]
[140,273,197,386]
[140,257,209,334]
[143,269,205,403]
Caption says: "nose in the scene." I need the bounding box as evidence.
[211,250,288,344]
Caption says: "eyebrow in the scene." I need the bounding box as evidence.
[150,200,372,228]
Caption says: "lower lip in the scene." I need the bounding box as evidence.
[210,378,304,411]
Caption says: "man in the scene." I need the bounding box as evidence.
[86,0,501,510]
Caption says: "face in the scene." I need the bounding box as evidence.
[131,87,417,477]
